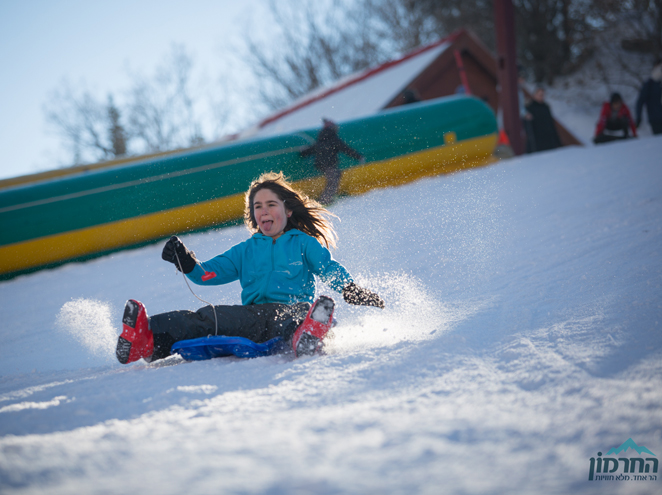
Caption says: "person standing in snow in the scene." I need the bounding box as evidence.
[594,92,638,144]
[635,61,662,135]
[299,118,364,205]
[525,87,562,152]
[116,172,384,364]
[518,76,536,153]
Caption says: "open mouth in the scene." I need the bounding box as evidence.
[261,219,273,231]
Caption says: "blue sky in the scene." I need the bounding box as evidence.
[0,0,269,180]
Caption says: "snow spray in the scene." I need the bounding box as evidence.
[326,272,472,354]
[55,298,117,359]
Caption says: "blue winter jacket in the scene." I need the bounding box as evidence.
[187,229,353,305]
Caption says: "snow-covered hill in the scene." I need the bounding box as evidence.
[1,138,661,494]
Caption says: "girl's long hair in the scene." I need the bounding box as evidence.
[244,172,338,249]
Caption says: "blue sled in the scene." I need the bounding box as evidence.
[171,335,289,361]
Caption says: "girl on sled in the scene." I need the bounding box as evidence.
[116,172,385,364]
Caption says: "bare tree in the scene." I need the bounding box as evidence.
[512,0,602,83]
[410,0,496,50]
[245,0,410,111]
[406,0,604,83]
[44,83,127,165]
[416,0,661,84]
[108,95,127,157]
[126,44,204,152]
[244,0,662,111]
[45,45,209,166]
[364,0,443,53]
[602,0,662,60]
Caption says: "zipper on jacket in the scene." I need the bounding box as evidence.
[263,238,275,300]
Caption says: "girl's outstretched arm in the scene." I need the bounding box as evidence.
[302,235,352,291]
[187,253,240,286]
[303,236,385,308]
[161,236,239,286]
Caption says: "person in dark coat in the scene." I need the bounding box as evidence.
[300,118,364,204]
[594,92,638,144]
[525,87,562,152]
[518,76,536,153]
[635,62,662,135]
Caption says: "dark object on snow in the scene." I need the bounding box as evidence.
[300,119,364,204]
[525,89,561,152]
[161,236,197,274]
[342,282,385,309]
[635,63,662,135]
[594,93,638,144]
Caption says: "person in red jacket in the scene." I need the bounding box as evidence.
[594,93,637,144]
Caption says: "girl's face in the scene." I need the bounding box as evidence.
[253,188,292,240]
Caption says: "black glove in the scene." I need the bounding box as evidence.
[161,236,197,274]
[342,282,385,309]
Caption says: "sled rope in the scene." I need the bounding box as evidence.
[174,251,219,336]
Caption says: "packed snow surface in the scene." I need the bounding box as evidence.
[1,138,661,494]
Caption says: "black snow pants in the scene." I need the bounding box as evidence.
[319,168,342,205]
[149,302,311,361]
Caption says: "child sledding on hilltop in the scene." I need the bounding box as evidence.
[116,172,385,364]
[594,92,638,144]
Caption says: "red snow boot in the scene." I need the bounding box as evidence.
[116,299,153,364]
[292,296,335,357]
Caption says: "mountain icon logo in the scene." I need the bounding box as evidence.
[606,438,656,456]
